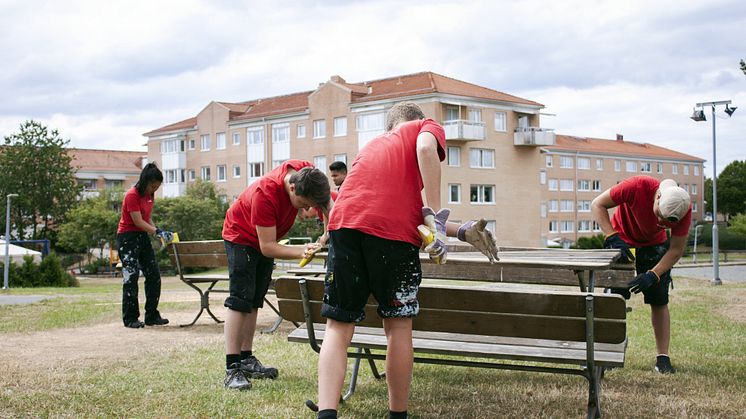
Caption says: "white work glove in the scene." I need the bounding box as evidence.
[422,207,450,264]
[457,219,499,263]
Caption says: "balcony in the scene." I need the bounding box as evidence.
[444,120,485,141]
[514,127,556,146]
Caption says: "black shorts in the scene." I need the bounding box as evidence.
[223,240,274,313]
[321,229,422,323]
[612,242,672,306]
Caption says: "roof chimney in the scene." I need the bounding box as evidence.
[330,75,345,83]
[616,134,623,141]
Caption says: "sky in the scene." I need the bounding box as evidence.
[1,0,744,175]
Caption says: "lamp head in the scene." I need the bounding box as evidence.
[725,104,737,117]
[7,194,18,199]
[690,108,706,122]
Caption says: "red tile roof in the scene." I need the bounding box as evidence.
[146,72,542,135]
[547,135,704,162]
[69,148,146,173]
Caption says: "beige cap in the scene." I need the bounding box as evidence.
[658,179,691,222]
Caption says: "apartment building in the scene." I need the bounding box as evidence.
[540,134,705,245]
[69,148,146,198]
[145,72,555,247]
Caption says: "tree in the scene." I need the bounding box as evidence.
[716,160,746,221]
[731,213,746,236]
[57,189,121,254]
[152,180,228,241]
[0,120,80,241]
[704,177,713,214]
[741,59,746,75]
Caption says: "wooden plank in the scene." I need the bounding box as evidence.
[275,277,627,319]
[170,240,225,254]
[170,253,228,268]
[277,300,625,344]
[287,327,626,367]
[420,264,634,287]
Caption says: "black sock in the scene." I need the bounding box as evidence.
[226,354,241,369]
[318,409,337,419]
[389,411,407,419]
[241,350,253,360]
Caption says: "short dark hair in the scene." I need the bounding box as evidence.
[385,102,425,131]
[329,161,347,173]
[290,167,331,210]
[135,162,163,196]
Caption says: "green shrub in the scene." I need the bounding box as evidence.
[1,253,77,288]
[692,223,746,250]
[573,233,605,249]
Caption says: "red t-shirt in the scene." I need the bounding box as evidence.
[327,119,446,247]
[610,176,692,247]
[117,187,154,234]
[222,160,313,249]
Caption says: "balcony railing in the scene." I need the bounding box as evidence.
[444,120,485,141]
[514,127,556,146]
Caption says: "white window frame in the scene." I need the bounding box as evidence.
[249,162,264,178]
[540,170,547,185]
[469,148,495,169]
[188,138,195,150]
[560,220,574,233]
[560,179,574,191]
[448,184,461,204]
[233,165,241,178]
[560,200,574,212]
[640,161,652,173]
[333,154,347,165]
[578,220,592,232]
[188,169,195,181]
[494,111,507,132]
[548,179,558,191]
[247,127,264,145]
[469,184,496,204]
[560,156,574,169]
[217,165,227,182]
[216,132,226,150]
[548,199,558,212]
[200,166,211,181]
[694,165,700,176]
[684,164,689,175]
[545,155,553,167]
[592,180,601,192]
[233,132,240,146]
[626,161,637,172]
[200,134,210,151]
[272,123,290,144]
[577,200,591,212]
[595,159,603,170]
[333,116,347,137]
[672,164,678,174]
[313,119,326,139]
[577,179,590,191]
[297,124,306,139]
[447,146,460,167]
[692,184,698,195]
[549,220,559,233]
[577,157,591,170]
[614,160,621,172]
[314,155,327,174]
[657,162,663,174]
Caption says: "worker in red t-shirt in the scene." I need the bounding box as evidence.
[314,103,498,419]
[117,162,172,329]
[592,176,691,374]
[221,160,330,391]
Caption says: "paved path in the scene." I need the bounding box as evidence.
[672,264,746,282]
[0,295,49,306]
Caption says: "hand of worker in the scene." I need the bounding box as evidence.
[303,242,323,259]
[154,228,174,243]
[603,232,635,263]
[457,219,499,263]
[628,270,659,293]
[422,207,450,264]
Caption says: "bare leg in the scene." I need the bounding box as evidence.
[225,308,249,356]
[383,317,413,412]
[240,309,260,352]
[651,304,670,355]
[318,318,355,411]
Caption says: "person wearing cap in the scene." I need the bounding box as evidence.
[591,175,691,374]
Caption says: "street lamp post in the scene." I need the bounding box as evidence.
[691,100,737,285]
[3,193,19,290]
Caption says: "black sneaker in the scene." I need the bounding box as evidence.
[655,355,676,374]
[240,356,279,379]
[224,363,252,390]
[145,316,169,326]
[125,320,145,329]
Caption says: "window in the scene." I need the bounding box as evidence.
[596,159,603,170]
[200,166,211,181]
[470,185,495,204]
[560,156,573,169]
[272,123,290,143]
[447,146,460,166]
[578,220,591,232]
[334,117,347,136]
[684,165,689,175]
[188,170,195,181]
[469,148,495,168]
[105,179,123,189]
[693,202,698,212]
[560,179,573,191]
[297,124,306,138]
[657,162,663,173]
[560,221,574,233]
[233,165,241,178]
[560,200,574,212]
[540,170,547,185]
[333,154,347,165]
[614,159,621,172]
[640,162,651,173]
[160,139,185,154]
[694,165,700,176]
[593,221,602,232]
[578,179,591,191]
[468,109,482,122]
[541,203,547,218]
[249,163,264,178]
[164,170,177,184]
[592,180,601,191]
[549,220,559,233]
[494,112,507,132]
[201,134,210,151]
[314,156,327,174]
[188,138,195,150]
[577,200,591,212]
[272,159,286,168]
[448,184,461,203]
[548,179,558,191]
[672,164,678,174]
[313,119,326,138]
[626,161,637,172]
[216,132,226,150]
[247,127,264,144]
[692,184,698,195]
[548,200,558,212]
[217,165,227,182]
[683,184,690,193]
[545,155,553,167]
[233,133,240,145]
[445,106,459,121]
[577,157,590,170]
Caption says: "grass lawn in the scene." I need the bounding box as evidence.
[0,275,745,418]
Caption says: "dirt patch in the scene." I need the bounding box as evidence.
[715,288,746,324]
[0,295,283,366]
